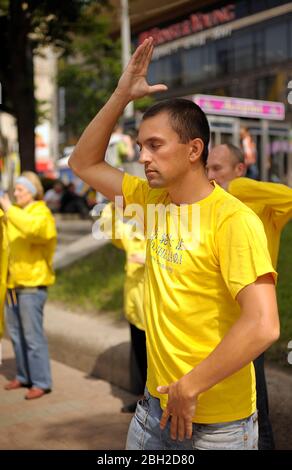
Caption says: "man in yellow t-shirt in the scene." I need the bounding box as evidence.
[69,38,280,450]
[207,143,292,450]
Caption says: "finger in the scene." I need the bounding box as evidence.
[185,419,193,440]
[148,84,168,94]
[178,417,186,442]
[140,41,154,73]
[170,414,178,441]
[160,408,170,430]
[157,385,169,394]
[131,39,150,68]
[134,38,152,69]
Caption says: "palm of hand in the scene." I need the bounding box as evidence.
[117,37,167,100]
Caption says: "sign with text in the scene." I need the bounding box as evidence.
[192,94,285,120]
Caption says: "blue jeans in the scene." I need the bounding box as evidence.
[5,288,52,390]
[126,388,258,450]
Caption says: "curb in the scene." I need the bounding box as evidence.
[44,302,132,392]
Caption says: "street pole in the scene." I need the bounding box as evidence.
[121,0,134,118]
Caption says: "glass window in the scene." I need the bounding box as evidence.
[254,30,265,67]
[181,47,202,85]
[265,21,288,63]
[216,37,234,75]
[233,31,254,72]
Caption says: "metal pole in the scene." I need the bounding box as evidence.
[121,0,134,118]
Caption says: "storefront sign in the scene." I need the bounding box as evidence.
[192,94,285,120]
[138,4,235,46]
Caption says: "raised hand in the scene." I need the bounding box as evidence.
[116,37,168,101]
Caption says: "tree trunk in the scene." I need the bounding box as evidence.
[9,0,36,172]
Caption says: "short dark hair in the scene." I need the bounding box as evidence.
[224,143,245,165]
[142,98,210,165]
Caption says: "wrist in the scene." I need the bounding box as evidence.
[181,370,200,400]
[112,88,132,107]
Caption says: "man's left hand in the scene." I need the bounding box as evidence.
[157,374,198,441]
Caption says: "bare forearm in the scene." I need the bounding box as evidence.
[186,311,279,398]
[69,90,130,172]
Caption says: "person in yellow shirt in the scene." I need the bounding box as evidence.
[99,203,147,412]
[207,143,292,450]
[0,208,8,346]
[68,38,279,450]
[0,172,57,400]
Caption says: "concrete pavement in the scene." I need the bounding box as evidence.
[0,339,135,450]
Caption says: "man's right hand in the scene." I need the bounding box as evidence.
[116,37,168,102]
[69,37,167,202]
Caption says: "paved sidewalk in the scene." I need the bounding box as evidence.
[1,338,292,449]
[0,340,135,450]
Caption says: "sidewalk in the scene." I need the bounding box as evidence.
[0,339,135,450]
[44,302,132,391]
[1,335,292,449]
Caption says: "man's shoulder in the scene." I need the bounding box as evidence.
[214,184,261,227]
[123,173,167,204]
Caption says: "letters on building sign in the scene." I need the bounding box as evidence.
[138,4,236,45]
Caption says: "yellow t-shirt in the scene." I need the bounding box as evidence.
[0,210,8,339]
[228,177,292,268]
[122,173,276,424]
[99,203,146,330]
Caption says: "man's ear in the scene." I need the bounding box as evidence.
[235,163,246,177]
[189,138,204,163]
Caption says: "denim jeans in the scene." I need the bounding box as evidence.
[126,388,258,450]
[5,288,52,390]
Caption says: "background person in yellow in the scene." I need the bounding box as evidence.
[99,203,147,413]
[207,143,292,450]
[0,172,57,400]
[0,208,8,345]
[69,38,280,450]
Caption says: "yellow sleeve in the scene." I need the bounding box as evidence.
[6,205,57,243]
[122,173,150,209]
[98,202,128,251]
[228,177,292,229]
[216,210,277,299]
[122,173,150,234]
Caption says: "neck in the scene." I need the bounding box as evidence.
[167,166,214,205]
[21,200,35,209]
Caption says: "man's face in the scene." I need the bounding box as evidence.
[206,145,244,187]
[137,112,192,189]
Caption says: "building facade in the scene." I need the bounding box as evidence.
[127,0,292,182]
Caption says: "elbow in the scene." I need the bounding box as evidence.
[261,323,280,349]
[68,153,80,175]
[270,324,280,344]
